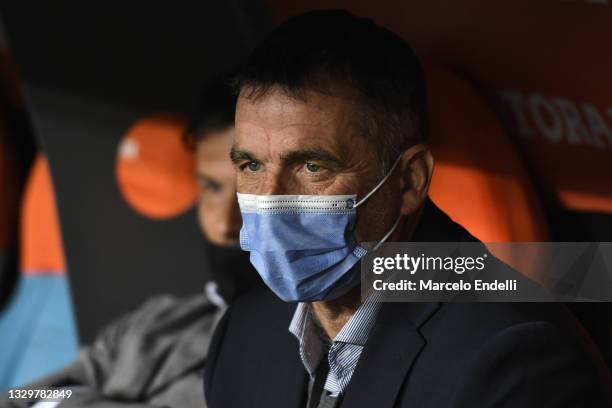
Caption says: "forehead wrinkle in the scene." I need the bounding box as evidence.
[236,86,371,167]
[236,111,342,159]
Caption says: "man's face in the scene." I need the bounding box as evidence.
[196,127,241,246]
[232,86,402,243]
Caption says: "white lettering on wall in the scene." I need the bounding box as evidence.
[498,90,612,151]
[531,94,564,143]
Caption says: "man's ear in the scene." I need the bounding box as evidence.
[398,144,434,216]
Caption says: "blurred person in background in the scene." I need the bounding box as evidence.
[0,72,259,408]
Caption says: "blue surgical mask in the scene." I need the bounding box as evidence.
[237,157,401,302]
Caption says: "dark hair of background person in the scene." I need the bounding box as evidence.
[233,9,428,174]
[183,71,238,149]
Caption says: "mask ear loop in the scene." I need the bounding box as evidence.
[372,216,401,251]
[351,155,403,251]
[353,155,403,208]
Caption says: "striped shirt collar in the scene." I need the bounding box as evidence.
[288,292,383,396]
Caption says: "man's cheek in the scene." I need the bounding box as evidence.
[236,173,262,194]
[355,204,398,243]
[319,174,358,195]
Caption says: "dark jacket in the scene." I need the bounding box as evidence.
[204,199,612,407]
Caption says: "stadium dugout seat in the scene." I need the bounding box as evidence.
[0,154,78,389]
[425,62,549,283]
[425,62,551,282]
[426,62,550,244]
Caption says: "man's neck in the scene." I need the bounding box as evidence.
[311,286,362,339]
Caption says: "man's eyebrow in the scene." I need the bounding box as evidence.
[229,148,258,164]
[195,172,219,185]
[280,149,344,167]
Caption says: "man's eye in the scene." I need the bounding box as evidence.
[246,161,261,172]
[305,162,321,173]
[199,180,221,193]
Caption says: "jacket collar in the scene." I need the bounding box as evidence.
[341,301,439,408]
[340,198,477,407]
